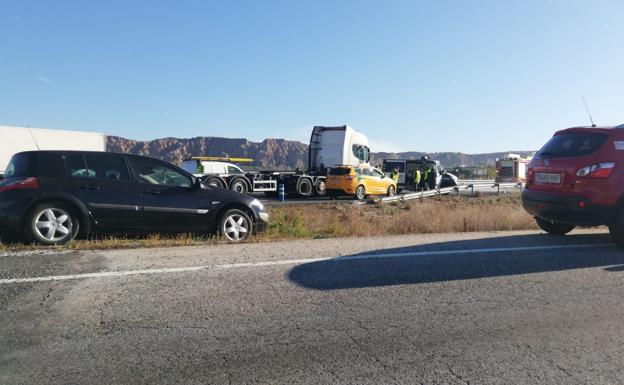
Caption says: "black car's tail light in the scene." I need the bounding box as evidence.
[0,177,40,192]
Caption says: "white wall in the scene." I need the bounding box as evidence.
[0,125,106,173]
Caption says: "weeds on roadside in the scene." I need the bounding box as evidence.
[0,194,537,252]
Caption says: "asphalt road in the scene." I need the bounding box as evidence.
[2,229,624,384]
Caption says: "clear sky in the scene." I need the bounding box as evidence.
[1,0,623,153]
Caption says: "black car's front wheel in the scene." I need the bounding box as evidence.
[219,209,253,242]
[25,203,79,245]
[535,217,575,236]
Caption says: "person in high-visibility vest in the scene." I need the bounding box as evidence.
[197,162,204,174]
[422,167,431,191]
[413,169,421,191]
[391,167,399,183]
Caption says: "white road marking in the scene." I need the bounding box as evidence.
[0,243,613,284]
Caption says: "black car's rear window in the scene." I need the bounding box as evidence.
[329,167,352,176]
[538,132,609,158]
[4,153,35,177]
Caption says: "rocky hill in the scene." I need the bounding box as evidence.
[107,136,308,170]
[107,135,533,169]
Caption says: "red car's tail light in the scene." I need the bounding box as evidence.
[576,162,615,178]
[0,177,39,192]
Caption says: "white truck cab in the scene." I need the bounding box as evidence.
[308,125,370,172]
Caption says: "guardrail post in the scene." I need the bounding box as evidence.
[496,183,501,196]
[470,184,474,196]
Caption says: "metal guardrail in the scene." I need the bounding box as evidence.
[457,179,495,185]
[366,182,523,204]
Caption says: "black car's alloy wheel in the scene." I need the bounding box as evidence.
[26,203,79,245]
[220,209,253,242]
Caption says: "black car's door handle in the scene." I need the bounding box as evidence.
[143,190,161,195]
[80,185,101,190]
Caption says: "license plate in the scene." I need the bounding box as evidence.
[536,172,561,184]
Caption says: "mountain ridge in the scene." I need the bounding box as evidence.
[106,135,534,169]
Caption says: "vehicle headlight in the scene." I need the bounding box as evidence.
[250,199,265,211]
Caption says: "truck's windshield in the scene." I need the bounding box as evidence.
[353,145,370,163]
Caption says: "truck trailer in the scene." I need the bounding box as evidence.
[0,125,107,177]
[181,125,372,197]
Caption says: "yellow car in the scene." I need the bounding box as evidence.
[326,165,397,200]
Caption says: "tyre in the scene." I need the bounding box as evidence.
[387,185,396,197]
[314,179,327,197]
[355,185,366,201]
[219,209,253,242]
[230,178,249,194]
[296,178,313,197]
[25,202,80,245]
[204,177,225,189]
[0,231,21,245]
[609,211,624,248]
[535,217,575,236]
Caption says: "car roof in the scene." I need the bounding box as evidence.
[555,124,624,136]
[14,150,158,159]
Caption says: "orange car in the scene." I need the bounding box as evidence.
[326,165,397,200]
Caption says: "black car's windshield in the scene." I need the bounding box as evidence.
[538,132,608,158]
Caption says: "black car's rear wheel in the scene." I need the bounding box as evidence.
[219,209,253,242]
[25,203,79,245]
[535,217,575,236]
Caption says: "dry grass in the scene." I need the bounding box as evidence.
[0,194,537,251]
[259,193,536,241]
[0,233,218,253]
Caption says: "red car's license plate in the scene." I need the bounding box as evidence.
[535,172,561,184]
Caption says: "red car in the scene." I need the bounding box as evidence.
[522,124,624,246]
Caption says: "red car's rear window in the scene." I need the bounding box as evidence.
[537,132,609,158]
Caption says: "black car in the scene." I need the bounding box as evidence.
[0,151,269,245]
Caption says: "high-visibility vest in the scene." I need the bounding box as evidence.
[392,171,399,182]
[414,170,421,183]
